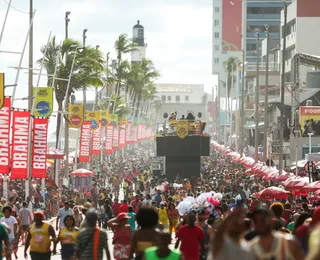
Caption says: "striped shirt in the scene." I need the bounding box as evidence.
[75,227,108,260]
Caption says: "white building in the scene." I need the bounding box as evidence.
[281,0,320,83]
[131,20,146,63]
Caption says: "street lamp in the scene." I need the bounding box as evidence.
[254,29,260,162]
[65,11,71,39]
[83,29,87,47]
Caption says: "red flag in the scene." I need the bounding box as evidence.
[91,125,101,156]
[0,97,11,175]
[112,127,119,151]
[119,125,126,148]
[104,124,113,155]
[79,121,91,162]
[32,118,48,178]
[125,122,131,145]
[11,110,30,179]
[134,126,138,143]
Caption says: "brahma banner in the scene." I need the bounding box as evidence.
[11,110,30,179]
[104,124,114,155]
[112,127,119,151]
[32,118,48,178]
[0,97,11,174]
[125,122,132,145]
[92,125,101,156]
[119,125,126,148]
[79,121,91,162]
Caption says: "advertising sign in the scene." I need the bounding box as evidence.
[109,114,118,127]
[79,121,91,162]
[0,97,11,174]
[33,87,53,117]
[299,106,320,131]
[222,0,242,52]
[92,125,101,156]
[0,73,4,109]
[99,111,109,128]
[68,104,84,128]
[86,111,100,130]
[104,124,114,155]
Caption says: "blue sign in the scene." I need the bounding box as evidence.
[101,118,108,127]
[36,101,50,116]
[91,120,98,129]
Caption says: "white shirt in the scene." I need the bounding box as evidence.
[28,201,33,213]
[1,216,17,239]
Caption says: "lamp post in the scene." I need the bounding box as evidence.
[254,30,260,162]
[294,130,300,176]
[240,50,245,156]
[263,26,269,163]
[65,11,71,39]
[82,29,87,106]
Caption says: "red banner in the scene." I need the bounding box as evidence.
[79,121,91,162]
[91,125,101,156]
[125,122,131,145]
[112,127,119,151]
[134,126,138,143]
[0,97,11,175]
[104,124,114,155]
[119,125,126,148]
[32,118,48,178]
[11,110,30,179]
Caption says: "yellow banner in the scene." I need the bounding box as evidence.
[32,87,53,117]
[110,114,118,127]
[99,111,109,128]
[86,111,100,130]
[176,121,189,139]
[68,104,84,128]
[119,117,128,125]
[0,73,4,109]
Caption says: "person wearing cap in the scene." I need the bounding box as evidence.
[24,211,56,260]
[108,212,131,260]
[56,201,73,231]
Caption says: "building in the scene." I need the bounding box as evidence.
[131,20,146,63]
[153,84,209,123]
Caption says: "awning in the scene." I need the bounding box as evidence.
[46,148,65,160]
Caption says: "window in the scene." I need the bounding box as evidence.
[214,7,219,13]
[167,96,171,101]
[176,95,180,102]
[214,58,219,64]
[185,96,189,102]
[214,32,219,39]
[161,95,166,102]
[214,45,219,51]
[214,20,219,26]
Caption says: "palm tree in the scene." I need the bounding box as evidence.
[38,36,105,146]
[128,58,160,119]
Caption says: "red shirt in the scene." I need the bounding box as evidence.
[176,224,204,260]
[118,203,129,214]
[131,200,142,213]
[112,203,120,216]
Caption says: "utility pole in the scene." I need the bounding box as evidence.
[254,30,260,162]
[82,29,87,107]
[279,4,288,175]
[65,11,71,39]
[28,0,33,111]
[240,50,245,156]
[263,26,269,163]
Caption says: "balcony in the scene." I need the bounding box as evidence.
[245,62,280,72]
[247,13,280,20]
[247,32,280,39]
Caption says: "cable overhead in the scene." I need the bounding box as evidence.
[3,0,29,14]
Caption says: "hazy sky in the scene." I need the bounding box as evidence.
[0,0,216,109]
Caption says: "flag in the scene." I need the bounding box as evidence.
[110,114,118,127]
[68,104,84,128]
[0,73,4,109]
[176,121,189,139]
[33,87,53,117]
[104,124,114,155]
[32,118,48,178]
[125,122,132,145]
[100,111,109,128]
[86,111,100,130]
[0,97,11,174]
[112,127,119,151]
[119,125,126,148]
[11,110,31,179]
[79,121,91,162]
[92,125,101,156]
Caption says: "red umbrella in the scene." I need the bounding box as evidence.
[256,186,290,200]
[285,177,308,191]
[46,148,65,159]
[70,168,94,177]
[303,181,320,192]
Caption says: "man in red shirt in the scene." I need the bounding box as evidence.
[175,212,204,260]
[112,197,120,217]
[118,199,129,214]
[131,195,142,214]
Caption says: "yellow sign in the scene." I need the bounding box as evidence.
[68,104,84,128]
[110,114,118,127]
[176,121,189,139]
[119,117,128,125]
[86,111,100,130]
[32,87,53,117]
[0,73,4,109]
[99,111,109,128]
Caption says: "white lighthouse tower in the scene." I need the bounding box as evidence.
[131,20,146,63]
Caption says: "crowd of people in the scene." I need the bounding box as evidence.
[0,144,319,260]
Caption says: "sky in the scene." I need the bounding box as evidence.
[0,0,217,111]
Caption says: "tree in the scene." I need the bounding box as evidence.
[38,36,105,146]
[128,58,160,119]
[223,56,238,115]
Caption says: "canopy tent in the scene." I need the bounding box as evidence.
[46,148,65,160]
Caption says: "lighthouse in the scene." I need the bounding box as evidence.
[131,20,146,63]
